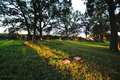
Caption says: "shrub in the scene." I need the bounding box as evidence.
[6,33,20,40]
[0,33,7,39]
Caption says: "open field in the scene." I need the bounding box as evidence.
[0,40,120,80]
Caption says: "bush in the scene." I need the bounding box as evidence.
[42,35,60,40]
[94,38,100,42]
[0,33,7,39]
[7,33,19,39]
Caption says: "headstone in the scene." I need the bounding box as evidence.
[24,41,28,44]
[24,36,27,42]
[75,39,76,41]
[90,38,95,42]
[59,37,61,40]
[32,36,34,42]
[73,57,81,61]
[62,60,70,64]
[29,44,33,47]
[40,38,42,40]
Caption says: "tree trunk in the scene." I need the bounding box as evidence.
[26,26,31,40]
[65,25,68,38]
[100,12,105,42]
[33,23,36,42]
[20,7,31,40]
[102,26,105,42]
[24,17,31,40]
[102,33,105,42]
[39,20,43,40]
[33,1,36,42]
[99,34,101,42]
[40,28,42,39]
[108,0,118,51]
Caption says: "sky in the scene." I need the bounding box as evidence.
[0,0,87,37]
[72,0,86,37]
[72,0,86,14]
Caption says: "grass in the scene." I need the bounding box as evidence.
[0,40,120,80]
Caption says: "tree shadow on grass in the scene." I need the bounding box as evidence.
[36,40,120,80]
[1,40,119,79]
[0,40,72,80]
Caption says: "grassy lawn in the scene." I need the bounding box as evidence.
[0,40,120,80]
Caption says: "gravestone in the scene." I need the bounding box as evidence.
[32,36,34,42]
[59,37,61,40]
[62,60,70,64]
[40,38,42,40]
[73,57,81,61]
[24,36,27,42]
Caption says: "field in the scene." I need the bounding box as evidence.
[0,40,120,80]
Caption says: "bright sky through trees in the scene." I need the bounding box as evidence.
[0,0,86,37]
[72,0,86,14]
[72,0,86,37]
[0,0,119,38]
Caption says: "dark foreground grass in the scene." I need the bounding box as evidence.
[0,40,120,80]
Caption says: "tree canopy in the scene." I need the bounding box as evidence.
[86,0,120,51]
[0,0,120,52]
[0,0,72,41]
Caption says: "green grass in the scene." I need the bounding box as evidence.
[0,40,120,80]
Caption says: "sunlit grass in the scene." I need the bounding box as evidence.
[0,40,120,79]
[26,42,103,80]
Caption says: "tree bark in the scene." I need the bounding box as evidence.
[108,0,118,51]
[102,26,105,42]
[40,28,42,39]
[99,34,101,42]
[33,1,36,42]
[33,23,36,42]
[65,25,68,38]
[19,5,31,40]
[26,25,31,40]
[23,16,31,40]
[24,16,31,40]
